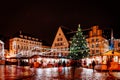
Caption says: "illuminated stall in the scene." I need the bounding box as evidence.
[101,50,120,70]
[102,50,120,64]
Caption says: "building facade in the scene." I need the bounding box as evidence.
[9,32,42,57]
[52,25,110,58]
[0,40,4,59]
[113,39,120,52]
[51,27,69,57]
[86,26,109,56]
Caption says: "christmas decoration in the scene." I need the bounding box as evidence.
[68,24,90,60]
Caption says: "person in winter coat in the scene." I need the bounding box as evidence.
[92,60,96,72]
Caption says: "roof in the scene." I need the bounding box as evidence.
[10,31,42,42]
[102,50,120,56]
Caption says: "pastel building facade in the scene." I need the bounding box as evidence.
[9,32,42,57]
[86,26,109,55]
[51,27,70,57]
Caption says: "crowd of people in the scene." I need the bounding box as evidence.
[30,60,71,68]
[19,59,119,72]
[30,59,94,68]
[19,59,98,70]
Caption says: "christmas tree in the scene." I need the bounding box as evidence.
[68,24,90,60]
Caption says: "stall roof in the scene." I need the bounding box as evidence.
[102,50,120,56]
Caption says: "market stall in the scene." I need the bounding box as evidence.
[101,50,120,70]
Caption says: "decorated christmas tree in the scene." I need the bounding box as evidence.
[68,24,90,60]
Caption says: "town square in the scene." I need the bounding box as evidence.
[0,1,119,80]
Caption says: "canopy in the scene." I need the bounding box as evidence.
[102,50,120,56]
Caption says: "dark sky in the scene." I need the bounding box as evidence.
[0,1,119,45]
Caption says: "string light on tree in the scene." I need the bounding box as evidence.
[67,24,90,60]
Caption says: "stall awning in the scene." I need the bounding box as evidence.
[102,50,120,56]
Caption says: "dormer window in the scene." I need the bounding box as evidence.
[20,35,23,38]
[24,36,27,39]
[28,37,31,39]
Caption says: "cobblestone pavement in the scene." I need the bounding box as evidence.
[0,65,33,80]
[0,65,120,80]
[27,67,120,80]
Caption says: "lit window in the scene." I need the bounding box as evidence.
[57,38,59,41]
[96,50,99,53]
[96,44,99,47]
[96,38,99,42]
[92,39,94,42]
[92,44,94,48]
[92,50,94,54]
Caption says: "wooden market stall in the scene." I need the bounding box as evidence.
[101,50,120,71]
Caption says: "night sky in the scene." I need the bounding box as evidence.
[0,1,119,45]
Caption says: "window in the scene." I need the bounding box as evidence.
[118,43,120,47]
[92,50,95,54]
[96,50,99,53]
[60,43,63,46]
[92,39,94,42]
[59,33,61,36]
[60,38,63,41]
[18,45,20,49]
[92,44,94,48]
[57,38,62,41]
[20,35,23,38]
[96,38,99,42]
[96,44,99,47]
[55,43,57,46]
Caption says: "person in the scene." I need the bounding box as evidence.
[84,60,87,67]
[62,60,66,67]
[92,60,96,72]
[107,59,111,71]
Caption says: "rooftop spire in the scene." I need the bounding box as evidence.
[19,30,22,35]
[78,24,81,31]
[78,24,80,28]
[110,28,114,50]
[111,28,114,40]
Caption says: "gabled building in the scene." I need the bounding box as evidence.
[51,26,73,57]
